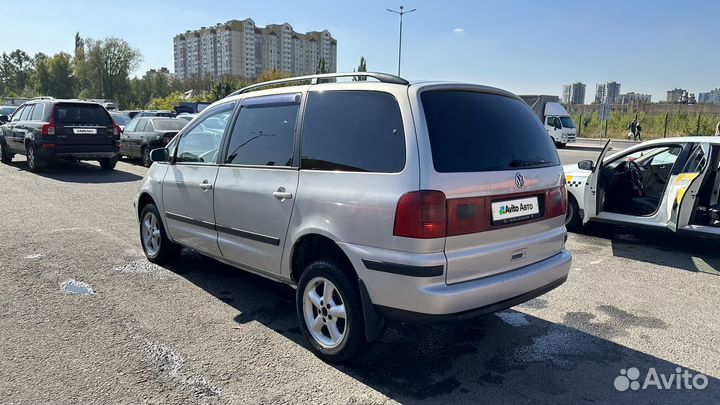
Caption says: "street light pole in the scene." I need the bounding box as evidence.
[387,5,416,77]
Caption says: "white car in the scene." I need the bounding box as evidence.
[564,137,720,236]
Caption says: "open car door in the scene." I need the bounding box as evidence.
[582,140,612,223]
[667,142,712,231]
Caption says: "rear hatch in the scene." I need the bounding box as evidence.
[54,103,116,146]
[417,87,567,285]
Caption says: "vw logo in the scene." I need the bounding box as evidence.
[515,173,524,189]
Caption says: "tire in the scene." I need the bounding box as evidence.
[139,203,181,263]
[0,140,12,164]
[99,156,118,170]
[296,260,365,363]
[26,144,45,173]
[557,142,567,149]
[142,146,152,167]
[565,195,582,231]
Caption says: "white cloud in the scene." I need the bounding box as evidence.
[453,28,464,33]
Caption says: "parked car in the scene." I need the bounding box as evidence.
[0,106,18,122]
[134,110,174,118]
[565,137,720,237]
[119,117,187,167]
[134,72,571,362]
[110,112,130,131]
[0,98,121,172]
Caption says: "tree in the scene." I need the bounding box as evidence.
[353,56,367,81]
[4,49,34,95]
[46,53,75,98]
[315,58,327,74]
[75,35,142,105]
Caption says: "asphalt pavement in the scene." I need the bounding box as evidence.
[1,153,718,404]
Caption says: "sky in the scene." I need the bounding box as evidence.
[2,0,718,102]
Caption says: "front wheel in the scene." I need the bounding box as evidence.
[140,203,181,263]
[297,260,366,363]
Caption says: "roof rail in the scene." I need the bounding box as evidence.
[228,72,409,97]
[31,96,54,101]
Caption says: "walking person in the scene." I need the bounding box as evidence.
[627,119,637,140]
[635,122,642,141]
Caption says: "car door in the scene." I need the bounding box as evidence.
[214,93,301,274]
[120,118,139,156]
[131,119,150,157]
[582,139,612,223]
[3,105,23,152]
[667,143,711,231]
[161,101,237,256]
[8,105,31,153]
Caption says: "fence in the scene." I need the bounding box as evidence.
[570,110,720,140]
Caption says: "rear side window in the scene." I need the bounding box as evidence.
[136,120,148,132]
[30,104,45,121]
[301,91,405,173]
[55,103,113,126]
[19,105,33,121]
[225,94,299,166]
[421,91,560,172]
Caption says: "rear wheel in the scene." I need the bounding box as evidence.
[26,144,45,173]
[99,156,117,170]
[140,203,181,263]
[0,141,12,164]
[142,147,152,167]
[297,260,366,363]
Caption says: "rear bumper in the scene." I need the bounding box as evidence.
[339,242,572,318]
[36,144,118,161]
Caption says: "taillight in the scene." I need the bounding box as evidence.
[41,106,56,136]
[393,190,447,238]
[113,124,121,136]
[447,197,491,236]
[545,186,568,219]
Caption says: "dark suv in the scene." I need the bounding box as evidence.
[0,98,121,172]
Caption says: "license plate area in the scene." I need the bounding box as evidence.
[491,195,542,225]
[72,128,98,135]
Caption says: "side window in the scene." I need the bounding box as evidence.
[176,102,236,164]
[683,145,708,174]
[300,91,406,173]
[19,105,34,121]
[30,104,45,121]
[136,119,148,132]
[124,119,139,133]
[10,106,25,122]
[225,94,299,166]
[546,117,554,126]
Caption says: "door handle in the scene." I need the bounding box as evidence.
[273,187,293,200]
[199,180,213,191]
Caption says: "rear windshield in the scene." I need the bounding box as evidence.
[55,103,113,126]
[421,90,560,172]
[111,114,130,125]
[152,119,187,131]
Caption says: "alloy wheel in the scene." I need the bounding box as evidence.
[303,277,348,349]
[141,211,161,256]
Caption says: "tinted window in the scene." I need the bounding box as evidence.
[111,114,130,125]
[301,91,405,172]
[30,104,45,121]
[55,103,113,126]
[151,119,187,131]
[176,102,236,164]
[19,105,33,121]
[11,106,26,122]
[226,95,299,166]
[421,91,560,172]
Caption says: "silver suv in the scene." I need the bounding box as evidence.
[135,72,572,362]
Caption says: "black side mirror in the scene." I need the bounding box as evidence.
[709,204,720,222]
[149,148,170,163]
[0,115,8,123]
[578,160,594,171]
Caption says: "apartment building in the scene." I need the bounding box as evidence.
[562,82,586,104]
[174,18,337,80]
[595,81,621,104]
[617,92,652,104]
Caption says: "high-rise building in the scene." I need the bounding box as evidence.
[698,88,720,104]
[666,88,686,103]
[617,92,652,104]
[562,82,586,104]
[595,81,621,104]
[173,19,337,81]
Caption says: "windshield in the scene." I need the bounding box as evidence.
[152,119,187,131]
[421,90,560,172]
[560,116,576,128]
[111,114,130,125]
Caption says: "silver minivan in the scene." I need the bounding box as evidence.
[135,72,572,362]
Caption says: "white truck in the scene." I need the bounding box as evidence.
[519,95,576,147]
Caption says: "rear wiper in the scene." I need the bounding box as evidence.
[509,159,552,168]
